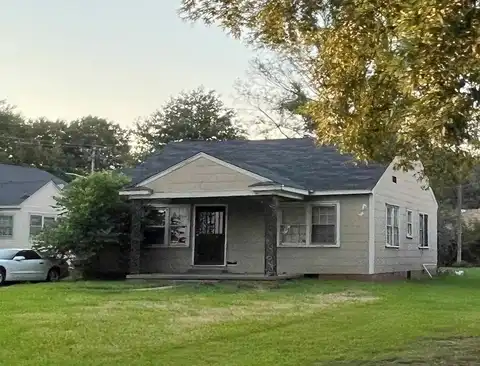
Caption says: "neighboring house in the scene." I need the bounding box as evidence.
[0,163,64,249]
[121,138,438,279]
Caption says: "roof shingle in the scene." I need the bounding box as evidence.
[0,164,65,206]
[128,138,388,192]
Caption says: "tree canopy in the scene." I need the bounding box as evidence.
[135,87,246,153]
[34,172,132,261]
[235,54,315,138]
[180,0,480,179]
[0,104,132,179]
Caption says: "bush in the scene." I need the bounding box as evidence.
[34,171,133,279]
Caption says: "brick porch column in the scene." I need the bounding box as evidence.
[264,196,279,276]
[129,199,145,274]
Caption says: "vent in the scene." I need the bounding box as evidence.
[392,176,397,183]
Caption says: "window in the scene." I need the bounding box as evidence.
[278,202,340,247]
[144,206,190,247]
[17,250,41,260]
[386,204,400,247]
[29,215,56,237]
[311,205,338,246]
[419,213,429,248]
[406,210,413,238]
[279,205,307,245]
[169,207,189,245]
[0,215,13,238]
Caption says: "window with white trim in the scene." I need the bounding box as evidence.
[419,213,429,248]
[406,209,413,238]
[144,206,190,247]
[0,215,13,238]
[386,204,399,247]
[29,215,56,237]
[279,205,307,245]
[311,205,337,245]
[278,203,340,247]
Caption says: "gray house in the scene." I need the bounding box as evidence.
[121,138,438,279]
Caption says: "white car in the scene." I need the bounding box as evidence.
[0,248,68,285]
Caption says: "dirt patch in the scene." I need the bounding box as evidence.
[173,291,378,328]
[316,337,480,365]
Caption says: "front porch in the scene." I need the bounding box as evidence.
[128,196,283,277]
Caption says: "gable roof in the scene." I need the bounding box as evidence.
[127,138,388,192]
[0,163,65,206]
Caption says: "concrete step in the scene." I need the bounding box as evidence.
[187,266,228,274]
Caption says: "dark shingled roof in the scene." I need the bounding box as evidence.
[0,163,65,206]
[128,138,388,192]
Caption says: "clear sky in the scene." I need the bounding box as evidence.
[0,0,255,127]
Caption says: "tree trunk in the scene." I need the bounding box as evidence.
[456,184,463,264]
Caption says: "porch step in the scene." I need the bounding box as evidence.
[187,267,228,275]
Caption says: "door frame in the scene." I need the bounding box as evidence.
[191,204,228,266]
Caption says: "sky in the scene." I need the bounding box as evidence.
[0,0,256,127]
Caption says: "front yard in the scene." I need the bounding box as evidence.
[1,272,480,365]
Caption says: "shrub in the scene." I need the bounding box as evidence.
[34,171,133,279]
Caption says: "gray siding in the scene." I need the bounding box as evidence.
[278,195,369,274]
[144,156,262,193]
[373,162,438,273]
[140,195,370,275]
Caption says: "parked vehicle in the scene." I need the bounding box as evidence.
[0,249,69,285]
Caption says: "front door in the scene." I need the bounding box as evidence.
[194,206,226,266]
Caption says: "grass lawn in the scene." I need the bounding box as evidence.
[1,271,480,366]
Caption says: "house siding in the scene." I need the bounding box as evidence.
[143,156,263,193]
[278,195,369,274]
[140,195,370,275]
[373,162,438,274]
[0,181,60,249]
[0,209,21,249]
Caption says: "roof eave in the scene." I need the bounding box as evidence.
[251,184,372,196]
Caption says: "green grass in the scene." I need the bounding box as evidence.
[2,271,480,366]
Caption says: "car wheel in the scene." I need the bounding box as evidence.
[47,268,60,282]
[0,267,6,286]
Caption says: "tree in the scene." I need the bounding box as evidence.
[0,101,28,164]
[63,116,133,174]
[135,87,246,153]
[34,172,132,278]
[180,0,480,178]
[235,54,316,138]
[0,109,133,179]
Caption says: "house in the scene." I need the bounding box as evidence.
[120,138,438,279]
[0,163,64,249]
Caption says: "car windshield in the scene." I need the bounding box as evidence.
[0,249,18,260]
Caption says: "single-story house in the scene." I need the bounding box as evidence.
[121,138,438,279]
[0,163,64,249]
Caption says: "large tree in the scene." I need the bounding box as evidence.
[135,87,246,153]
[62,116,133,174]
[0,108,133,179]
[0,101,28,163]
[235,54,315,138]
[180,0,480,179]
